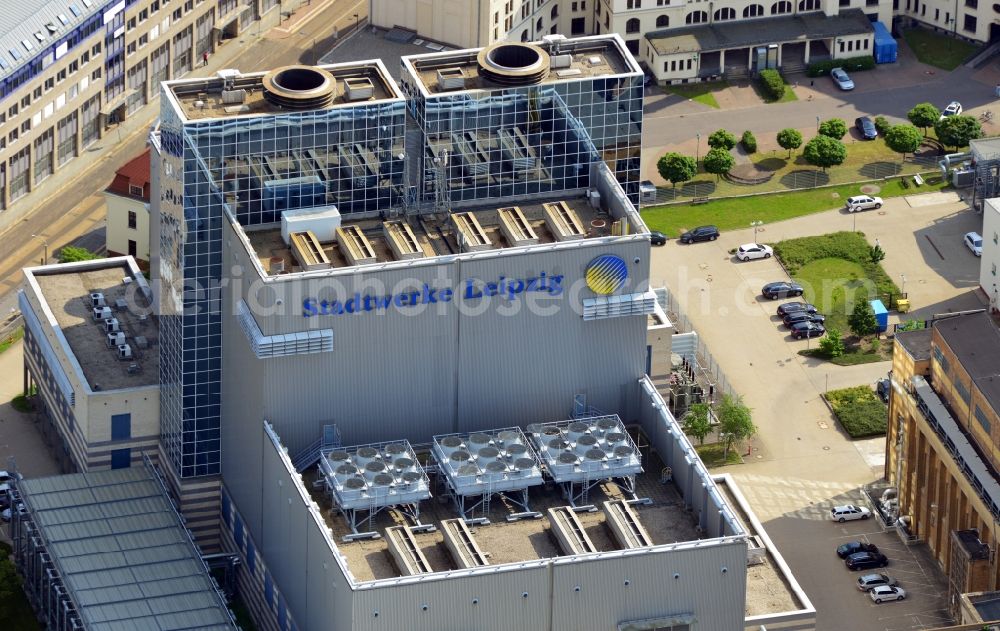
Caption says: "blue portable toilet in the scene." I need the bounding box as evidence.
[871,299,888,333]
[872,22,897,64]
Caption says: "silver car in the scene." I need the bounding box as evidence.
[845,195,883,212]
[857,573,897,591]
[831,68,854,90]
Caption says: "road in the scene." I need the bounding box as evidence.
[0,0,368,317]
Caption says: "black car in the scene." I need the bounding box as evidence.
[679,225,720,244]
[650,231,667,246]
[837,541,879,559]
[846,551,889,571]
[790,321,826,339]
[782,311,826,328]
[761,282,804,300]
[776,302,818,317]
[876,378,891,403]
[855,116,878,140]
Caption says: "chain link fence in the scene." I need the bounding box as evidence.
[647,154,943,206]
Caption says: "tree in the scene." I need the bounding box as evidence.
[656,152,697,189]
[934,115,983,150]
[682,403,713,445]
[818,118,848,140]
[884,124,923,162]
[907,102,941,135]
[703,147,735,181]
[776,128,803,158]
[718,394,756,457]
[58,246,100,263]
[868,244,885,264]
[818,327,845,358]
[707,129,737,151]
[848,300,879,339]
[0,555,22,612]
[802,135,847,171]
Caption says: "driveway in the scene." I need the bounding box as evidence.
[649,193,983,629]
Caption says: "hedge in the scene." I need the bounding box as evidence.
[806,55,877,77]
[873,115,891,135]
[757,69,785,101]
[741,130,757,153]
[824,386,887,438]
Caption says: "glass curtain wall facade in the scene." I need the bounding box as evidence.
[409,76,642,205]
[156,92,405,478]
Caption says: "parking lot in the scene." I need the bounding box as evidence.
[649,192,983,629]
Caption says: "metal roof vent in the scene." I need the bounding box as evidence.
[436,67,466,90]
[262,65,336,109]
[477,42,550,86]
[343,77,374,101]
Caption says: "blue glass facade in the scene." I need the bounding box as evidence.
[157,86,405,478]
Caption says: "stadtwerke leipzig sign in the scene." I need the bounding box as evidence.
[301,254,627,317]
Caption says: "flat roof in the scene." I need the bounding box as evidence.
[971,137,1000,160]
[245,195,614,276]
[307,445,701,582]
[30,260,159,390]
[18,466,236,631]
[646,9,873,55]
[165,61,403,121]
[403,36,638,95]
[895,327,933,361]
[934,312,1000,413]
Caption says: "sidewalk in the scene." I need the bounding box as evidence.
[0,342,60,479]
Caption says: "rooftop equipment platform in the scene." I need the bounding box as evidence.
[431,427,544,521]
[319,439,431,539]
[527,415,643,507]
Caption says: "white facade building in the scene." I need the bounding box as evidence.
[982,199,1000,312]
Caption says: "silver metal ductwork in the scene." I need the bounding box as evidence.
[262,65,337,109]
[477,43,550,86]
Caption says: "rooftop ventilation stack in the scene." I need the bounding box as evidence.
[262,65,337,110]
[477,43,550,86]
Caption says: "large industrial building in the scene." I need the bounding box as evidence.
[0,0,309,220]
[12,35,814,631]
[886,311,1000,617]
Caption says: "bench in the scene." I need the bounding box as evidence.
[913,174,924,186]
[691,197,710,205]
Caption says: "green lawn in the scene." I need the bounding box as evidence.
[801,341,890,366]
[0,326,23,355]
[694,442,743,467]
[641,175,949,237]
[793,257,867,332]
[902,28,981,71]
[664,81,726,108]
[824,386,887,438]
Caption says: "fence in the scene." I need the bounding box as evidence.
[654,286,738,403]
[645,154,943,206]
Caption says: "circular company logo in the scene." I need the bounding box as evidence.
[586,254,628,295]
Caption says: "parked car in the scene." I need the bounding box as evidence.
[762,282,804,299]
[1,502,25,523]
[736,243,773,261]
[857,573,898,591]
[679,225,720,244]
[837,541,879,558]
[782,312,826,328]
[965,231,983,256]
[776,302,818,317]
[831,68,855,90]
[870,585,906,603]
[845,195,883,212]
[941,101,963,119]
[790,321,826,339]
[846,551,889,570]
[649,231,667,246]
[855,116,878,140]
[876,378,891,403]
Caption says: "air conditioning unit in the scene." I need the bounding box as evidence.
[105,318,120,333]
[117,344,133,359]
[92,306,112,321]
[90,292,106,307]
[106,332,126,348]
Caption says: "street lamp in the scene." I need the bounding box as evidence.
[696,133,701,166]
[901,273,906,295]
[816,115,820,131]
[353,13,360,34]
[751,220,763,243]
[31,234,48,266]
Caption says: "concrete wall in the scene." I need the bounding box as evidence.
[369,0,490,47]
[982,199,1000,309]
[105,192,150,262]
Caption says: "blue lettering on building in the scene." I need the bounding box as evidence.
[302,273,564,317]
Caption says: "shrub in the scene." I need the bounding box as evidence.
[806,56,876,77]
[757,69,785,101]
[708,129,737,150]
[825,386,887,438]
[818,118,848,140]
[741,130,757,153]
[818,328,845,358]
[58,246,100,263]
[873,116,891,134]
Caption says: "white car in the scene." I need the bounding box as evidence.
[845,195,883,212]
[831,68,854,90]
[941,101,963,119]
[869,585,907,603]
[736,243,773,261]
[830,504,871,522]
[965,231,983,256]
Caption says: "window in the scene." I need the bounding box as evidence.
[127,17,136,29]
[992,262,997,276]
[840,0,849,5]
[627,0,642,7]
[110,448,131,469]
[152,0,160,12]
[173,8,182,20]
[33,86,42,99]
[69,60,78,74]
[744,3,764,15]
[935,7,940,18]
[536,17,543,30]
[955,379,972,405]
[127,42,137,55]
[965,14,977,31]
[494,10,499,24]
[92,67,101,80]
[626,17,640,32]
[246,540,256,574]
[20,120,30,133]
[9,104,17,117]
[994,231,998,244]
[139,8,148,21]
[686,9,707,22]
[967,0,978,7]
[20,95,30,108]
[139,33,148,47]
[92,42,101,56]
[264,573,274,609]
[551,4,558,18]
[572,1,578,8]
[798,0,819,9]
[45,78,55,92]
[128,239,137,256]
[714,6,736,19]
[571,17,585,33]
[771,0,792,12]
[976,405,992,435]
[111,413,132,440]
